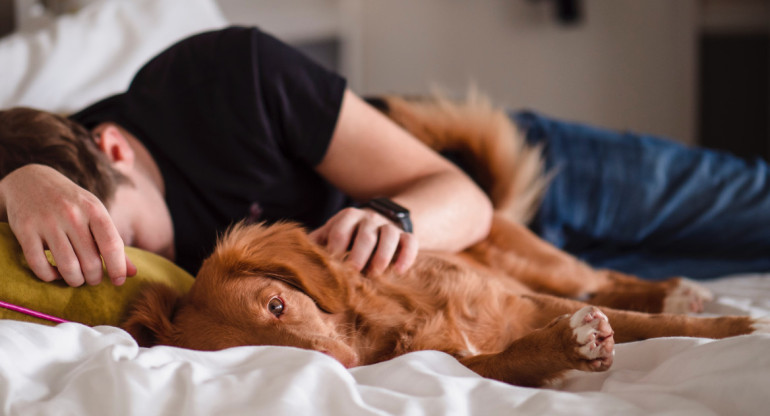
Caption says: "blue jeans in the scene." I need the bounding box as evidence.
[512,111,770,280]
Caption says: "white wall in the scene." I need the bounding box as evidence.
[217,0,341,43]
[218,0,698,144]
[351,0,698,144]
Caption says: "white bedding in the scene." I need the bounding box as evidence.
[1,275,768,416]
[0,0,226,114]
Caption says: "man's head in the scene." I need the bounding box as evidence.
[0,107,127,203]
[0,107,175,262]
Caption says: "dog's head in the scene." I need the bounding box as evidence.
[121,222,360,367]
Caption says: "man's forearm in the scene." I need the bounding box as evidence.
[392,169,493,253]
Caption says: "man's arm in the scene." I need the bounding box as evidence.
[312,90,494,275]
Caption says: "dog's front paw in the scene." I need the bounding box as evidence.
[569,306,614,371]
[663,278,714,314]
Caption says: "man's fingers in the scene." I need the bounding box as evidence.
[367,225,400,276]
[126,256,137,278]
[313,207,419,276]
[307,227,327,245]
[17,235,60,283]
[393,232,419,274]
[347,222,380,272]
[90,214,127,285]
[69,230,104,286]
[46,231,85,287]
[325,209,361,256]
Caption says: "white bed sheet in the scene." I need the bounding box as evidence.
[1,275,768,416]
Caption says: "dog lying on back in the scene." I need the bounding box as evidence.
[122,94,768,388]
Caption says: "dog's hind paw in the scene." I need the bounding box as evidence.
[569,306,614,371]
[663,278,714,314]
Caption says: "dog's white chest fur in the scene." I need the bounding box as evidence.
[460,331,481,356]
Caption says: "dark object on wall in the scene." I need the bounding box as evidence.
[699,33,770,160]
[555,0,582,24]
[530,0,583,25]
[0,0,15,38]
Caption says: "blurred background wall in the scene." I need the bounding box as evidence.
[3,0,769,154]
[218,0,701,145]
[218,0,769,154]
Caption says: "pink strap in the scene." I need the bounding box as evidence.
[0,300,70,324]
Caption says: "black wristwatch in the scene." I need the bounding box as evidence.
[363,197,413,233]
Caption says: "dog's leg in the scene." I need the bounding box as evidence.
[460,306,614,387]
[460,294,767,387]
[522,294,762,343]
[464,216,608,296]
[465,216,713,313]
[586,272,714,314]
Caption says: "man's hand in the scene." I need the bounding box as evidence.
[309,207,418,276]
[0,164,136,286]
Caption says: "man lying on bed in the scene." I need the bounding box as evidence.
[1,26,769,291]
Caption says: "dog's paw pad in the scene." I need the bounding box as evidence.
[663,278,714,314]
[752,317,770,334]
[569,306,614,370]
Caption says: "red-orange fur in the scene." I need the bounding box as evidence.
[377,92,549,224]
[122,95,762,388]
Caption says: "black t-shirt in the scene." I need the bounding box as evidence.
[71,27,348,274]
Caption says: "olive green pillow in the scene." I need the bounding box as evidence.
[0,222,194,327]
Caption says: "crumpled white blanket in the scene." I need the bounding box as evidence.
[1,275,768,416]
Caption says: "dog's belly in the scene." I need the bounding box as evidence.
[381,252,536,358]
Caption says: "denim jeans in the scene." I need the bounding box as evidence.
[512,111,770,280]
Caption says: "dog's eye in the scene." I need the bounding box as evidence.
[267,297,284,317]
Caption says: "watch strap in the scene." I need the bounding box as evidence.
[362,197,413,233]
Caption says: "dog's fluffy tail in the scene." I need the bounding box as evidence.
[368,91,548,224]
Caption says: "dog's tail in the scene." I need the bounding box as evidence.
[367,91,549,224]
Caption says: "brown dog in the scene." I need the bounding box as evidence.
[122,95,768,388]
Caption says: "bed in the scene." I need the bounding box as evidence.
[1,1,769,415]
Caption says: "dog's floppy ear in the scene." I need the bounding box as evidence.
[257,259,349,314]
[211,222,352,314]
[121,282,182,347]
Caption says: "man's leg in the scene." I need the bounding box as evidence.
[513,110,770,279]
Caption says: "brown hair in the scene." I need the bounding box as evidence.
[0,107,127,202]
